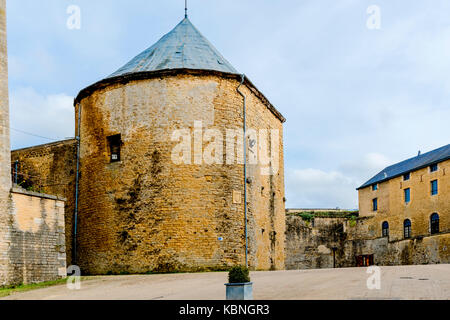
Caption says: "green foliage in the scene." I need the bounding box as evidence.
[0,277,89,298]
[288,210,359,220]
[349,216,357,227]
[299,213,314,222]
[228,266,250,284]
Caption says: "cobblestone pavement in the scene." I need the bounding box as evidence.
[2,264,449,300]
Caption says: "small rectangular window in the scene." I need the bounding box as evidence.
[372,184,378,191]
[430,164,438,172]
[404,188,411,203]
[107,134,122,163]
[431,180,438,196]
[403,173,410,181]
[372,198,378,212]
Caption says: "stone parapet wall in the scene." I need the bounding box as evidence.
[0,188,66,286]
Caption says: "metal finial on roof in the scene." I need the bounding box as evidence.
[185,0,188,18]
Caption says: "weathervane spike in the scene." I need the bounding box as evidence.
[185,0,188,18]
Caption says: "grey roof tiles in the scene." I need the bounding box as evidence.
[358,144,450,189]
[108,18,238,79]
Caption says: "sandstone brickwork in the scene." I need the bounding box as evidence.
[74,73,285,274]
[0,187,66,286]
[11,139,77,264]
[285,213,449,269]
[286,156,449,270]
[285,215,347,269]
[0,0,12,286]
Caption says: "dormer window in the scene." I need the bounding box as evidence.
[108,134,122,163]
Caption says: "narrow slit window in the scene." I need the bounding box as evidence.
[108,134,122,163]
[372,198,378,212]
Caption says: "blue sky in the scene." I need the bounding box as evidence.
[6,0,450,209]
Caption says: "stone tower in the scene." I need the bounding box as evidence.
[74,17,286,274]
[0,0,11,284]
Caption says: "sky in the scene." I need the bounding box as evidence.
[5,0,450,209]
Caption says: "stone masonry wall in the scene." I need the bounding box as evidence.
[285,214,449,269]
[0,0,11,286]
[11,139,77,265]
[0,188,66,286]
[285,215,347,269]
[75,74,285,274]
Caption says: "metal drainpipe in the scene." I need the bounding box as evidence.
[73,103,82,265]
[237,74,248,268]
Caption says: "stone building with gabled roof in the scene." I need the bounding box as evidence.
[358,144,449,242]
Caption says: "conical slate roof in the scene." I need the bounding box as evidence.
[108,18,238,78]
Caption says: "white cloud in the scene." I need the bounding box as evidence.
[286,152,393,209]
[340,152,392,183]
[286,168,358,209]
[10,87,74,149]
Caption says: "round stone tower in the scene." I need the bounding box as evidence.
[74,17,286,274]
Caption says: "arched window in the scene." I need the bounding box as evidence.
[382,221,389,237]
[430,213,439,235]
[404,219,412,239]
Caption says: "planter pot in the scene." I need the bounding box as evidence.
[225,282,253,300]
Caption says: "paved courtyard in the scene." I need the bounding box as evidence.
[2,264,449,300]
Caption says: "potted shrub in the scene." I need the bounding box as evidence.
[225,266,253,300]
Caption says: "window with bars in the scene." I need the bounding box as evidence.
[382,221,389,237]
[404,219,412,239]
[430,213,439,235]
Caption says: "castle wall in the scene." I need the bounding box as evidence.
[75,74,285,274]
[11,139,77,264]
[285,215,347,269]
[0,188,66,286]
[285,214,449,270]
